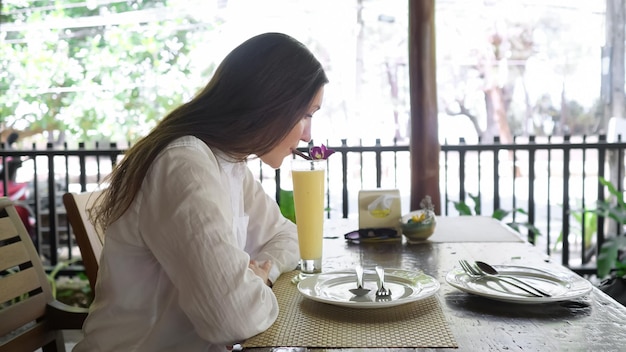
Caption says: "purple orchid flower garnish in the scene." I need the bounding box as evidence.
[309,144,335,160]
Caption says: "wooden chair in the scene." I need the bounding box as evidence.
[0,197,88,352]
[62,190,104,293]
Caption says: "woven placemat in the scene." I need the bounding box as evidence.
[243,271,457,349]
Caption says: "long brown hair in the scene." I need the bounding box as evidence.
[93,32,328,230]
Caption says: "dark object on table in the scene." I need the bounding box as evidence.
[598,276,626,307]
[344,227,401,243]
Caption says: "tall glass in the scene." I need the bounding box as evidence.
[291,159,326,275]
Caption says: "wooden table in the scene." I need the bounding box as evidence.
[246,216,626,351]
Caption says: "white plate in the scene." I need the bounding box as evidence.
[446,265,593,304]
[297,268,439,308]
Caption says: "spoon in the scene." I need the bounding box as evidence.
[475,261,551,297]
[348,264,371,296]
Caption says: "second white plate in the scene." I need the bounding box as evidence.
[446,264,592,304]
[297,268,439,309]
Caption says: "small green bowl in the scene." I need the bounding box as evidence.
[400,210,436,243]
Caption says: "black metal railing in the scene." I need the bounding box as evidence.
[440,135,626,275]
[2,135,625,277]
[0,142,124,270]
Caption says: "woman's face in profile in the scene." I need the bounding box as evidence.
[260,86,325,169]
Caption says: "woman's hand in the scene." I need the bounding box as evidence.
[248,260,272,286]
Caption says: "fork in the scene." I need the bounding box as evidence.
[375,265,392,301]
[458,259,543,297]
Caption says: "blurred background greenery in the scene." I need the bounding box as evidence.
[0,0,610,147]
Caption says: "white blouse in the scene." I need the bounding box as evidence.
[73,136,300,351]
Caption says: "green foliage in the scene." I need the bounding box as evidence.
[530,96,600,136]
[452,193,481,216]
[47,258,93,308]
[0,258,92,309]
[46,257,81,298]
[593,177,626,279]
[573,209,598,248]
[0,268,28,309]
[553,203,598,252]
[450,193,542,243]
[597,236,626,279]
[279,189,296,223]
[0,0,217,143]
[595,177,626,223]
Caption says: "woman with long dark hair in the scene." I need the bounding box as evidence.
[74,32,328,351]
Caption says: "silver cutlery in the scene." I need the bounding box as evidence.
[458,259,543,297]
[348,264,371,296]
[374,265,392,301]
[474,261,551,297]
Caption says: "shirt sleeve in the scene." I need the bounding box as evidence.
[241,166,300,284]
[137,144,278,344]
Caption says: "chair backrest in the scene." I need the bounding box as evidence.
[0,197,87,352]
[62,190,105,293]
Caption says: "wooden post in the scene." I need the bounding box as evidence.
[408,0,441,214]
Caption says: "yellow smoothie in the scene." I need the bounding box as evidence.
[292,167,325,260]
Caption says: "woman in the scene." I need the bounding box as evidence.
[74,32,328,351]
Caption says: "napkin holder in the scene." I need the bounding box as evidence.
[358,189,401,235]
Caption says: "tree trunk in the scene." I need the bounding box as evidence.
[385,61,402,140]
[605,0,626,123]
[605,0,626,236]
[487,86,513,144]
